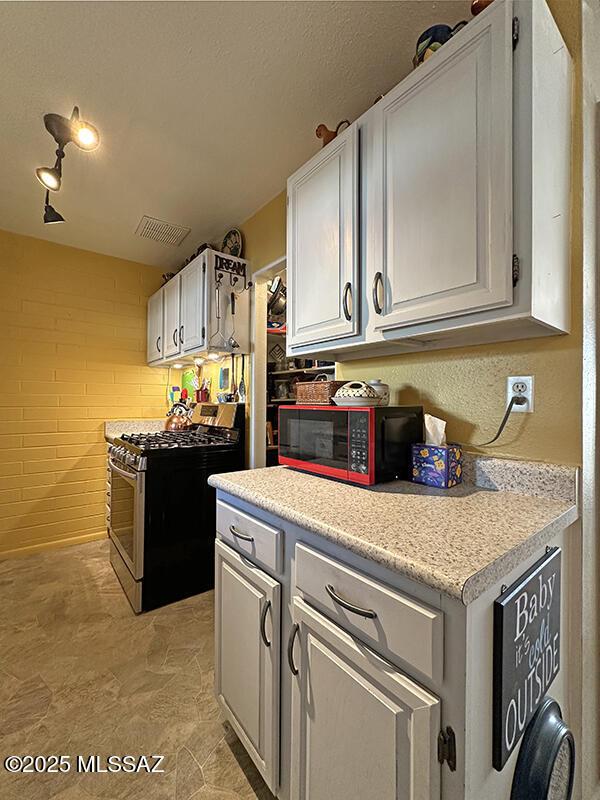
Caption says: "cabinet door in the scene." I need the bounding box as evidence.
[287,124,359,348]
[146,289,164,363]
[214,540,280,793]
[373,0,513,331]
[163,274,181,358]
[180,256,206,354]
[290,597,440,800]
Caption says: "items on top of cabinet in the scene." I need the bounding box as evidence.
[472,0,495,15]
[221,228,243,257]
[315,119,350,147]
[412,20,468,68]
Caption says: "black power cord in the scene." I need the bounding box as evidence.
[474,394,527,447]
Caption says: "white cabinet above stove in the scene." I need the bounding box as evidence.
[146,249,251,366]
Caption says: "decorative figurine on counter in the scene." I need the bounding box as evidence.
[315,119,350,147]
[413,20,468,68]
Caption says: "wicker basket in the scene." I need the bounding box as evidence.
[296,374,345,405]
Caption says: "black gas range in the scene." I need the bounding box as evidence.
[107,424,243,613]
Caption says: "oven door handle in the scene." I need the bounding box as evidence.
[108,458,138,482]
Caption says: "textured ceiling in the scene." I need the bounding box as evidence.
[1,0,471,268]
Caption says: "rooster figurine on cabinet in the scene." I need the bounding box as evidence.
[315,119,350,147]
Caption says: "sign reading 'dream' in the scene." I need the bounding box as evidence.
[492,547,561,771]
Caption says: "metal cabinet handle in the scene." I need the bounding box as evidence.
[372,272,384,315]
[260,599,272,648]
[229,524,254,543]
[287,623,300,675]
[156,336,161,353]
[172,329,178,346]
[342,282,352,321]
[180,325,184,344]
[325,584,377,619]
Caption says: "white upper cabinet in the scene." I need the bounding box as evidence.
[285,0,572,359]
[287,123,360,348]
[290,597,440,800]
[215,540,281,794]
[374,0,513,330]
[145,249,251,365]
[180,255,206,354]
[146,289,164,363]
[163,273,181,358]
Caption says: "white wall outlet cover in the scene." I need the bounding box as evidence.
[506,376,534,413]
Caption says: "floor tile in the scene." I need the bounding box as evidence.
[0,540,273,800]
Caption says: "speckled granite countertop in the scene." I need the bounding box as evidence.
[104,419,165,443]
[208,464,579,604]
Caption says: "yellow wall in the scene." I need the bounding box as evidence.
[237,2,583,467]
[0,229,168,558]
[239,192,287,273]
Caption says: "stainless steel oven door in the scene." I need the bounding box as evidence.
[108,457,145,580]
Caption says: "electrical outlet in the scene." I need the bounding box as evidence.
[506,376,534,413]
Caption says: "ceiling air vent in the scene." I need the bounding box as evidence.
[135,215,191,247]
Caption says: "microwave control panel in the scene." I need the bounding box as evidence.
[349,412,369,474]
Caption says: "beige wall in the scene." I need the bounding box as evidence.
[0,229,168,558]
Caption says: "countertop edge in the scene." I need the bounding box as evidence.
[209,474,579,605]
[461,503,580,605]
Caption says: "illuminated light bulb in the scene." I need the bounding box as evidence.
[36,166,61,191]
[172,363,184,370]
[73,121,99,151]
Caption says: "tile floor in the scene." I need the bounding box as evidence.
[0,539,274,800]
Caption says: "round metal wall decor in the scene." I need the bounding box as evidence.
[511,697,575,800]
[221,228,243,257]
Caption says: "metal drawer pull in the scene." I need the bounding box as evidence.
[342,281,352,321]
[156,335,161,353]
[372,272,384,315]
[179,325,184,344]
[172,329,178,346]
[325,584,377,619]
[287,623,300,675]
[229,524,254,543]
[260,599,272,648]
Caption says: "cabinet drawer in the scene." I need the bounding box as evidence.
[217,501,283,573]
[295,543,443,683]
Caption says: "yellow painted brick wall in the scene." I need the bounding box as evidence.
[0,229,168,558]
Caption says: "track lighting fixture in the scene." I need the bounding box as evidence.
[43,191,65,225]
[35,106,100,224]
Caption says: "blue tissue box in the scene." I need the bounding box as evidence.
[411,444,463,488]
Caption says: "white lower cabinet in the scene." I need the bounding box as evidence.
[289,597,441,800]
[214,540,281,793]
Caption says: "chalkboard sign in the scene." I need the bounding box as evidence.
[493,547,561,771]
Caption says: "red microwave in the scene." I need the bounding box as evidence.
[278,405,423,486]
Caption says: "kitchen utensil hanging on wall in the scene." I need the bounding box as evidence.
[228,291,240,349]
[239,354,247,402]
[210,277,228,348]
[230,354,239,402]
